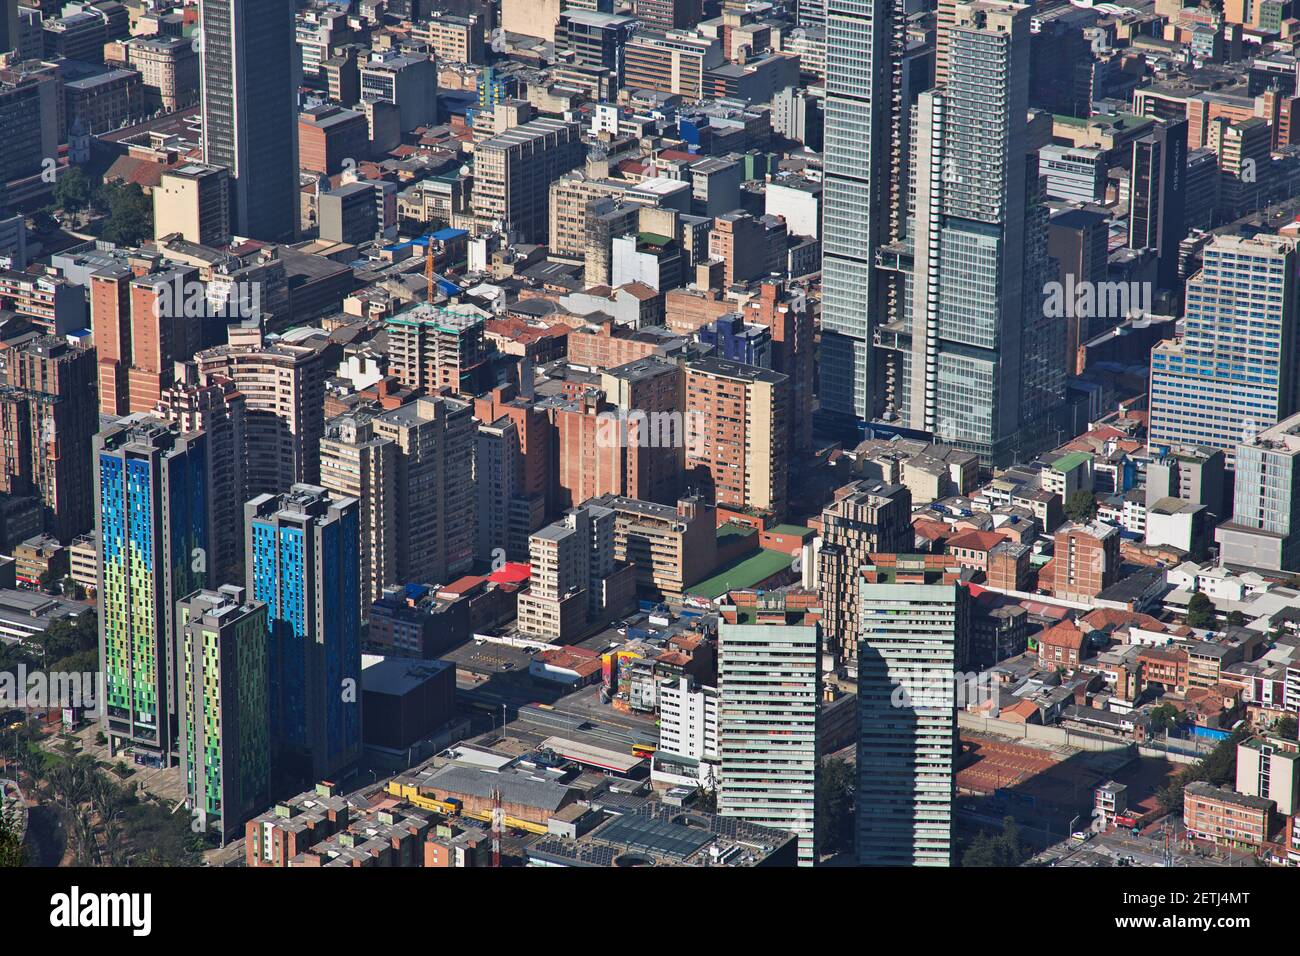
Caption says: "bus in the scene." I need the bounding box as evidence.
[631,743,656,760]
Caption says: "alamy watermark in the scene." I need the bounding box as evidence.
[595,408,708,456]
[0,666,101,716]
[152,275,262,323]
[1043,276,1151,321]
[890,668,999,711]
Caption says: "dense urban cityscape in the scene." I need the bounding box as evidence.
[0,0,1287,917]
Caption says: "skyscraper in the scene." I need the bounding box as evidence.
[1149,234,1298,458]
[717,591,822,866]
[245,484,361,783]
[1129,118,1188,293]
[885,0,1059,466]
[818,0,892,427]
[856,556,967,867]
[96,418,210,766]
[200,0,298,242]
[1216,411,1300,572]
[0,335,97,542]
[370,395,476,585]
[178,586,270,845]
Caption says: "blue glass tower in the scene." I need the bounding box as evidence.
[245,484,361,782]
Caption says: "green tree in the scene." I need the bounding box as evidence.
[53,166,94,213]
[1157,725,1250,812]
[1275,716,1298,741]
[1064,490,1097,523]
[1149,703,1181,735]
[816,756,855,857]
[1185,591,1215,629]
[98,181,153,246]
[961,816,1029,867]
[0,805,24,867]
[1226,610,1245,628]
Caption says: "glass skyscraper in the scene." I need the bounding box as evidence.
[245,484,362,783]
[882,0,1059,467]
[819,0,893,427]
[1149,234,1298,460]
[96,417,210,766]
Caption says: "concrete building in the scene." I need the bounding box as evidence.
[472,118,584,243]
[857,557,968,867]
[1217,412,1300,572]
[718,591,822,866]
[319,182,378,245]
[153,163,231,247]
[359,53,438,133]
[320,413,398,608]
[200,0,299,242]
[816,480,914,668]
[624,29,723,100]
[684,357,789,518]
[1236,736,1300,816]
[195,334,333,497]
[178,587,270,845]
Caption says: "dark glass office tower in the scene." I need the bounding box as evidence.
[200,0,298,243]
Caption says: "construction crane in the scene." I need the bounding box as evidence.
[426,235,435,305]
[491,786,503,868]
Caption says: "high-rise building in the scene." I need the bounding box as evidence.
[856,555,968,867]
[178,586,270,845]
[245,484,361,783]
[153,162,231,247]
[623,29,723,100]
[1149,234,1298,458]
[385,304,491,396]
[1129,119,1188,293]
[632,0,701,32]
[472,118,584,242]
[816,479,913,669]
[200,0,299,242]
[91,265,204,417]
[195,332,333,497]
[1217,412,1300,572]
[370,395,476,585]
[96,418,211,765]
[319,412,398,608]
[887,1,1059,466]
[0,335,97,542]
[516,503,634,640]
[684,357,789,518]
[1048,208,1110,376]
[745,280,815,454]
[474,416,520,563]
[717,591,822,866]
[156,369,248,587]
[818,0,892,427]
[656,675,719,788]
